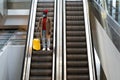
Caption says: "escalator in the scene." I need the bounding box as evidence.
[29,1,54,80]
[66,1,89,80]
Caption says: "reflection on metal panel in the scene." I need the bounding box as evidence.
[108,24,120,52]
[93,0,120,24]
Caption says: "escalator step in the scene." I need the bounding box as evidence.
[37,3,54,7]
[66,21,84,25]
[66,2,83,6]
[67,31,85,36]
[67,75,89,80]
[66,42,86,48]
[66,11,84,16]
[32,50,53,56]
[66,16,84,20]
[67,48,87,54]
[67,61,88,67]
[66,7,83,11]
[67,68,89,74]
[30,76,51,80]
[38,0,54,2]
[67,37,86,42]
[67,54,87,61]
[66,26,85,31]
[31,62,52,69]
[30,69,52,76]
[31,56,52,62]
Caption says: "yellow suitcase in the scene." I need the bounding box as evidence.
[33,38,41,50]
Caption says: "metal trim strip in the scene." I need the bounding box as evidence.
[63,0,67,80]
[56,0,63,80]
[52,0,57,80]
[83,0,96,80]
[22,0,37,79]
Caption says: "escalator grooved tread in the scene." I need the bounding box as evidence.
[67,61,88,67]
[66,21,84,25]
[66,31,85,36]
[66,25,85,31]
[67,75,89,80]
[31,62,52,69]
[30,69,52,76]
[31,56,52,62]
[67,48,87,54]
[66,11,84,15]
[67,54,88,61]
[30,76,51,80]
[32,50,53,56]
[67,68,89,74]
[66,16,84,20]
[67,37,86,42]
[66,7,83,11]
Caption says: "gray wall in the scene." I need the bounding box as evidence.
[0,44,25,80]
[0,46,8,80]
[90,11,120,80]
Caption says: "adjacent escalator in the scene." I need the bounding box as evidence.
[66,1,89,80]
[29,1,54,80]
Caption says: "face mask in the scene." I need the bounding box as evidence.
[43,14,47,18]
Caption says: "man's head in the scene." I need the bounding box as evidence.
[43,9,48,18]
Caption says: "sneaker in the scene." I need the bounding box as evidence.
[47,48,50,51]
[42,48,46,51]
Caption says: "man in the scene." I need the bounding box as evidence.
[37,9,52,51]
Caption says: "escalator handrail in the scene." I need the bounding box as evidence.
[83,0,97,80]
[55,0,63,80]
[22,0,37,80]
[63,0,67,80]
[52,0,57,80]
